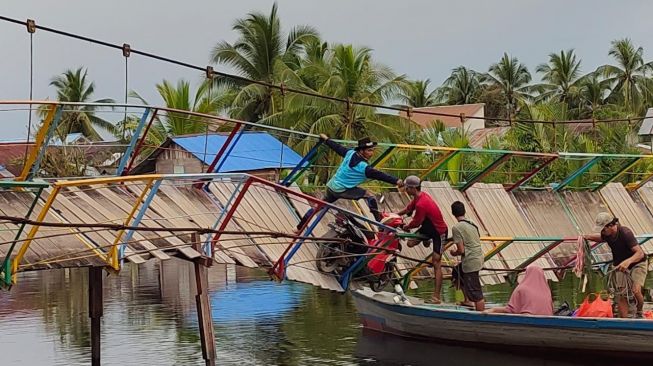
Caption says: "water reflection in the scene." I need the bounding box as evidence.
[355,330,616,366]
[0,259,644,365]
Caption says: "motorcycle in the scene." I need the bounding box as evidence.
[316,211,404,292]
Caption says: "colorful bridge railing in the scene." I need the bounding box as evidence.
[4,101,653,195]
[4,100,653,291]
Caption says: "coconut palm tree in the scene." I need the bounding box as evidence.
[268,43,414,183]
[279,44,411,143]
[535,49,584,106]
[129,79,232,151]
[436,66,482,105]
[397,79,439,108]
[44,67,116,141]
[482,53,534,118]
[596,38,653,113]
[210,3,318,121]
[577,73,612,116]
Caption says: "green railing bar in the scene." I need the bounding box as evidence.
[553,156,602,192]
[514,240,564,270]
[558,152,645,159]
[370,146,397,167]
[401,253,432,289]
[460,153,511,192]
[484,240,514,261]
[420,150,460,180]
[0,180,49,189]
[286,147,324,186]
[0,186,45,287]
[592,157,641,192]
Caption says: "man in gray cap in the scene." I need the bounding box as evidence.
[584,212,646,318]
[395,175,448,303]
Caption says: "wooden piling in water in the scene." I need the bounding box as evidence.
[88,266,103,366]
[192,233,216,366]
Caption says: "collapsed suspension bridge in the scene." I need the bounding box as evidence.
[1,100,653,364]
[1,14,652,366]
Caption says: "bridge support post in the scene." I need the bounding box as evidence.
[192,233,216,366]
[88,266,103,366]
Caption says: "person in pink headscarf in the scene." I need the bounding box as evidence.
[485,265,553,316]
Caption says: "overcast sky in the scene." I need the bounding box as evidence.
[1,0,652,139]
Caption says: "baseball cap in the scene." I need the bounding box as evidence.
[405,175,421,188]
[594,212,614,232]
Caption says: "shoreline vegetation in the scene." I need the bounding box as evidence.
[35,4,653,187]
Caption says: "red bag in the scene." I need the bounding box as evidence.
[575,293,613,318]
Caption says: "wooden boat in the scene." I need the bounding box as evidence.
[352,288,653,357]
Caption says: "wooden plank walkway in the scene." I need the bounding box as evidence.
[619,183,653,253]
[208,181,342,291]
[163,184,259,268]
[9,176,653,292]
[465,183,557,281]
[512,190,580,266]
[0,189,105,270]
[557,190,612,263]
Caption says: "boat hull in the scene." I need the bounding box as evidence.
[352,289,653,355]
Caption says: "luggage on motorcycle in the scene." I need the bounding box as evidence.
[368,253,390,275]
[366,231,396,275]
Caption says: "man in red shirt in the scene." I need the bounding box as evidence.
[395,175,448,303]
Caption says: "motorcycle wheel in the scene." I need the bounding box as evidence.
[370,262,395,292]
[316,230,342,273]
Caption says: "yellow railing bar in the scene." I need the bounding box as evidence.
[11,185,60,279]
[54,174,163,187]
[107,178,156,270]
[11,186,112,281]
[393,144,457,152]
[17,105,57,181]
[419,151,454,180]
[373,149,397,169]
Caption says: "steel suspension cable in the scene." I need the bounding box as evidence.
[0,15,649,126]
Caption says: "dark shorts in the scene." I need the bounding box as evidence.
[324,187,367,202]
[452,265,484,302]
[417,218,446,255]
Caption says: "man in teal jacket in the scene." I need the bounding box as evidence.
[296,134,403,230]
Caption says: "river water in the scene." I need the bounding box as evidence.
[0,259,644,365]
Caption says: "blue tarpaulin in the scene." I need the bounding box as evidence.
[171,132,303,173]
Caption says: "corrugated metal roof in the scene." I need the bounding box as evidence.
[468,127,509,148]
[171,132,303,172]
[638,108,653,136]
[399,103,485,128]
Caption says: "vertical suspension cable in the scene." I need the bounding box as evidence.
[122,55,128,141]
[121,44,131,143]
[23,20,36,170]
[202,67,213,173]
[279,83,286,180]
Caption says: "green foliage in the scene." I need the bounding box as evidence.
[44,5,653,189]
[210,3,318,122]
[436,66,482,105]
[41,67,116,141]
[396,79,439,108]
[128,79,231,158]
[482,53,534,117]
[535,49,584,107]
